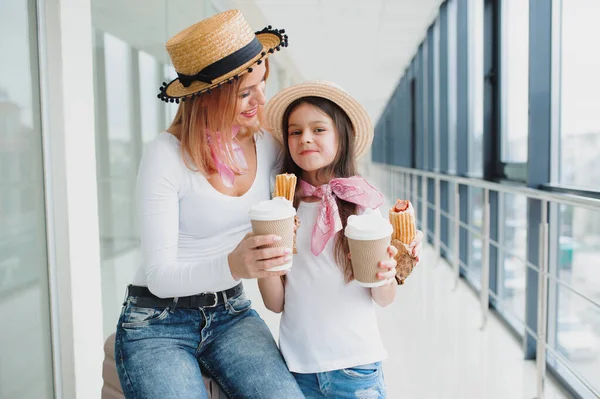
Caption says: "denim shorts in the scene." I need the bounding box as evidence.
[115,288,303,399]
[292,362,386,398]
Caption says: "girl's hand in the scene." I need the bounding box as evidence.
[348,244,398,285]
[377,244,398,284]
[228,233,292,280]
[409,230,424,264]
[370,244,398,306]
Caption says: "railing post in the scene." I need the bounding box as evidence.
[536,200,549,399]
[480,189,490,329]
[406,173,411,204]
[406,174,410,200]
[435,177,441,265]
[454,183,460,290]
[421,175,428,242]
[389,167,394,200]
[398,172,406,202]
[412,175,418,222]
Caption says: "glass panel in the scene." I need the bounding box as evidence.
[468,0,484,177]
[0,1,54,397]
[560,1,600,190]
[500,0,529,162]
[421,41,429,170]
[447,0,457,174]
[139,50,162,143]
[466,187,483,286]
[417,177,424,232]
[497,193,527,330]
[100,32,137,258]
[164,64,178,125]
[548,205,600,396]
[446,182,456,262]
[427,178,435,243]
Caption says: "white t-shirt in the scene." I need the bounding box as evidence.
[132,131,280,298]
[279,201,388,373]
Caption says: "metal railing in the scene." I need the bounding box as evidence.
[370,162,600,399]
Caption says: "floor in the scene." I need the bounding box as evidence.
[96,233,576,399]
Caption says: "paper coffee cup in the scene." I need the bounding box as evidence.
[344,208,393,287]
[249,197,296,271]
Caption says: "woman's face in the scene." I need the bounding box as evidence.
[234,62,267,128]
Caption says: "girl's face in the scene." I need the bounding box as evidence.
[234,62,267,128]
[287,103,338,181]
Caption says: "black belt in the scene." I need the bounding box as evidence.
[126,283,243,309]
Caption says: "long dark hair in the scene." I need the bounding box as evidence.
[281,96,358,282]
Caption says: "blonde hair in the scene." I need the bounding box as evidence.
[168,60,270,176]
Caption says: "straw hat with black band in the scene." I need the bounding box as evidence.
[266,81,373,159]
[158,9,288,103]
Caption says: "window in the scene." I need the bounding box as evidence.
[97,32,138,258]
[500,0,529,163]
[447,0,458,174]
[139,50,163,144]
[433,19,441,172]
[468,0,484,177]
[0,1,54,397]
[559,0,600,191]
[445,0,458,261]
[164,65,178,125]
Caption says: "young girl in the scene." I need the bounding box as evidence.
[260,81,422,398]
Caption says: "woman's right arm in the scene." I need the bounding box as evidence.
[137,138,289,298]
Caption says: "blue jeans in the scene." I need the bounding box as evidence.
[292,362,386,398]
[115,287,303,399]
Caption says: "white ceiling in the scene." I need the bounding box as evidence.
[92,0,443,124]
[237,0,444,122]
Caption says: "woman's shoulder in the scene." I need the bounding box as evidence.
[149,131,181,150]
[143,132,182,161]
[139,132,187,179]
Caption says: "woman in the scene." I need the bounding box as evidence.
[114,10,303,399]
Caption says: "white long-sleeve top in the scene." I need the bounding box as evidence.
[132,131,280,298]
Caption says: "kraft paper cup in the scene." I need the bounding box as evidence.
[347,236,392,287]
[344,208,393,287]
[249,198,296,271]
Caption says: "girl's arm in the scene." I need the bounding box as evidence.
[370,245,398,307]
[258,276,286,313]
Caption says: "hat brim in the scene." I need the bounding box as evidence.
[161,30,284,101]
[266,81,373,160]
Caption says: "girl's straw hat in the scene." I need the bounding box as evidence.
[158,9,288,103]
[266,81,373,159]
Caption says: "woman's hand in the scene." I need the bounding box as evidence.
[228,233,292,280]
